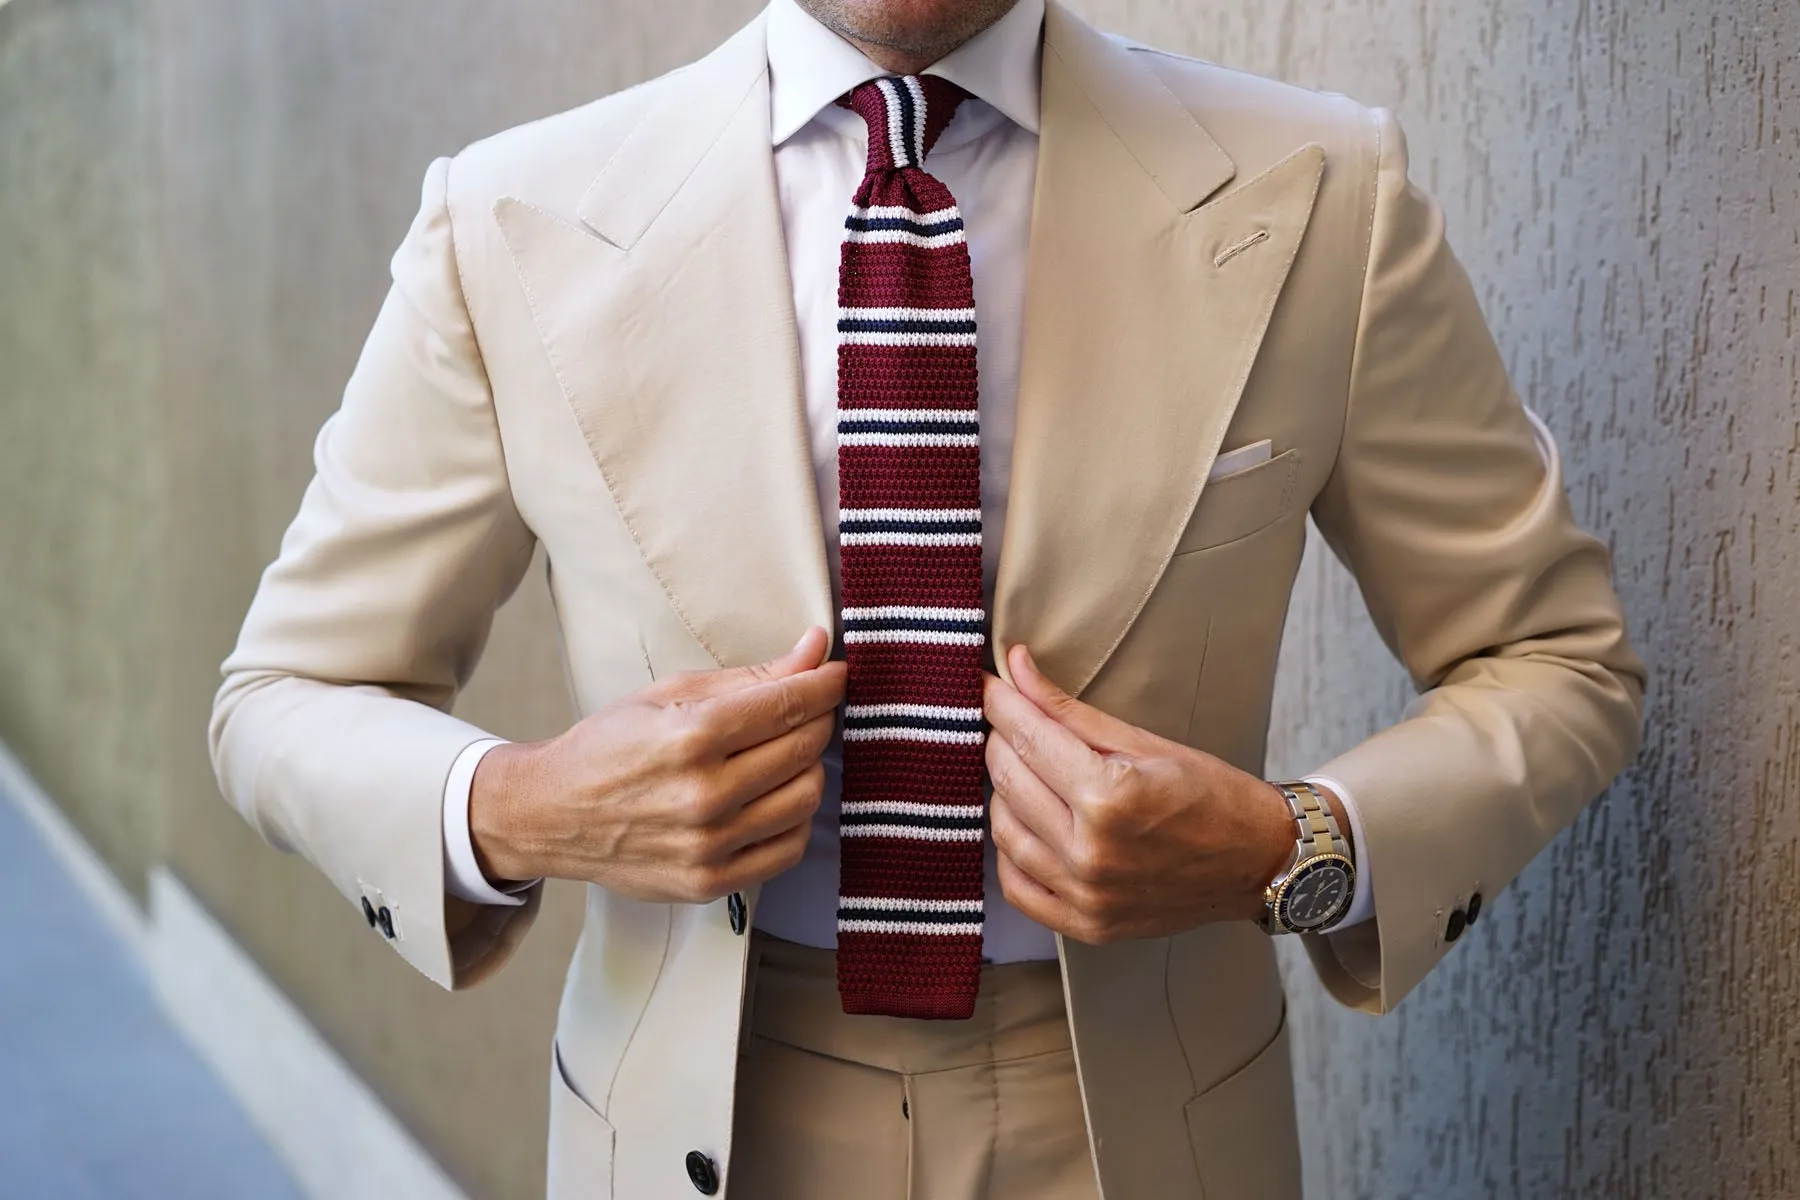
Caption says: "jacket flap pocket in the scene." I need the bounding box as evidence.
[1174,448,1301,555]
[1181,1011,1301,1200]
[548,1039,617,1199]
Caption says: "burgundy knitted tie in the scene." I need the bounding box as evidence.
[834,76,985,1020]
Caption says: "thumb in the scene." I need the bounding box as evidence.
[1007,644,1137,753]
[657,626,832,702]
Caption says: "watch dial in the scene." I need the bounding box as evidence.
[1284,860,1351,930]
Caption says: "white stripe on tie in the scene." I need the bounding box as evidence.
[837,919,983,935]
[838,801,986,819]
[840,896,985,912]
[851,204,962,224]
[841,607,985,623]
[838,331,978,348]
[838,532,983,549]
[842,726,985,744]
[838,824,984,842]
[836,432,981,448]
[877,77,909,168]
[839,508,981,524]
[842,228,967,249]
[839,307,977,323]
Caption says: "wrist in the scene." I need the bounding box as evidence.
[1239,779,1299,920]
[469,738,552,885]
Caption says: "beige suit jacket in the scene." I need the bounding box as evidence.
[210,4,1646,1197]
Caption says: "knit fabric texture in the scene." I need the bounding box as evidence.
[833,75,986,1020]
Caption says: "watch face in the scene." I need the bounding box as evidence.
[1281,858,1352,931]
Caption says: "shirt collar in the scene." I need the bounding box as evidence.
[766,0,1044,146]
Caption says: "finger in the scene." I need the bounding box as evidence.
[655,626,832,703]
[985,731,1075,855]
[984,670,1103,800]
[698,659,847,757]
[993,842,1079,936]
[989,788,1074,896]
[714,710,835,807]
[1008,644,1141,754]
[716,762,825,856]
[717,805,815,891]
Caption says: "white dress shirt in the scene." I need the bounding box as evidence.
[440,0,1376,951]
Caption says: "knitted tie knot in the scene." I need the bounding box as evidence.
[839,75,971,175]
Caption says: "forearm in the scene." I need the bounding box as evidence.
[210,670,536,988]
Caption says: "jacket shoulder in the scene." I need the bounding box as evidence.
[1115,36,1384,182]
[439,61,695,215]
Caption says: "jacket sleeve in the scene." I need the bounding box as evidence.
[1300,108,1647,1013]
[209,155,543,990]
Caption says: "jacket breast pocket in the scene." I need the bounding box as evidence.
[1173,448,1301,556]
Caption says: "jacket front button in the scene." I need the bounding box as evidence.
[376,906,396,940]
[685,1150,719,1195]
[1444,907,1467,944]
[727,891,746,935]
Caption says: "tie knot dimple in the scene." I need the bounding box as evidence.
[839,76,970,174]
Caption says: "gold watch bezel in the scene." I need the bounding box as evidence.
[1262,851,1356,935]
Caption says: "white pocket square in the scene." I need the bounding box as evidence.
[1207,438,1273,482]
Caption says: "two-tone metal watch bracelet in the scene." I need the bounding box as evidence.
[1275,780,1350,862]
[1258,780,1355,934]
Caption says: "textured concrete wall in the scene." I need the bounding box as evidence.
[1177,1,1800,1196]
[5,0,1796,1196]
[0,0,164,893]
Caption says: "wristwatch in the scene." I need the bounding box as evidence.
[1258,780,1356,935]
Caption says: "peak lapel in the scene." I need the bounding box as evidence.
[494,14,834,669]
[992,2,1326,695]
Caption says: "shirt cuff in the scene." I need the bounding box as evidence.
[443,738,539,906]
[1302,773,1374,930]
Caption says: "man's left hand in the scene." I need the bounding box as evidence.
[982,643,1320,944]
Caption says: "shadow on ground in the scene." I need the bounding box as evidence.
[0,791,303,1199]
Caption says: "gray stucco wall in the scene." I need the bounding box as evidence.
[0,0,164,894]
[1224,2,1800,1196]
[2,0,1795,1196]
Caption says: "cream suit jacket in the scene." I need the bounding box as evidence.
[210,4,1647,1197]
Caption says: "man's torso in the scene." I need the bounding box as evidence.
[435,4,1381,1194]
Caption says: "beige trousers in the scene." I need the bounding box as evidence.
[728,929,1101,1200]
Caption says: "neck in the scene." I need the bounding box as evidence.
[841,36,955,76]
[796,0,1021,76]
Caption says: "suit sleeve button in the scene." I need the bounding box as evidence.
[727,891,747,935]
[1465,891,1483,925]
[685,1150,720,1194]
[1444,907,1467,944]
[361,897,378,928]
[377,906,396,940]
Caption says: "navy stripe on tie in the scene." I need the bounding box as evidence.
[890,76,919,167]
[838,519,983,537]
[844,215,966,236]
[837,418,980,437]
[837,318,979,335]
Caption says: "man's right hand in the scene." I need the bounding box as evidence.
[467,626,845,904]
